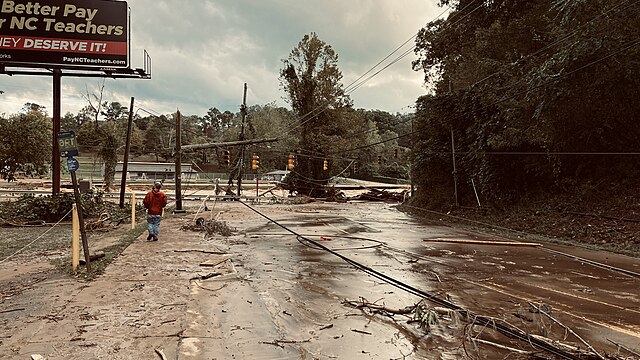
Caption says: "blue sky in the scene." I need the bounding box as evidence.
[0,0,443,117]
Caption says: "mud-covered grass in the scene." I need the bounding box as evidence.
[0,225,72,262]
[51,222,148,279]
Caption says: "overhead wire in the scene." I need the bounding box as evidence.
[0,209,73,264]
[237,200,586,360]
[326,36,640,155]
[315,0,640,157]
[280,1,486,137]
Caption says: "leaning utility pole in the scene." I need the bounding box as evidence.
[174,110,184,212]
[237,83,248,196]
[119,97,135,209]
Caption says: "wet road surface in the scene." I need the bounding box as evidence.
[1,200,638,359]
[183,201,640,359]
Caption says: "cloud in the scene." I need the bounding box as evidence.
[0,0,440,117]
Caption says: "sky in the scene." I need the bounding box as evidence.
[0,0,443,118]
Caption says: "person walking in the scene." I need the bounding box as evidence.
[143,181,168,241]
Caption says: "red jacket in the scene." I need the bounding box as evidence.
[143,189,168,215]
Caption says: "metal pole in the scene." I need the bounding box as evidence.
[175,110,183,211]
[71,203,80,272]
[451,127,459,207]
[119,97,135,208]
[52,69,61,195]
[237,83,248,196]
[71,170,91,270]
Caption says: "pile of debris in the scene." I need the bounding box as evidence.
[181,217,235,237]
[351,189,409,202]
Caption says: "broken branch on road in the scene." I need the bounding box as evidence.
[189,272,222,281]
[260,338,311,348]
[173,249,227,255]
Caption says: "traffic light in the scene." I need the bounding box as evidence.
[222,150,231,166]
[394,148,398,158]
[353,162,358,173]
[377,155,382,164]
[323,159,328,171]
[287,154,296,170]
[251,153,260,170]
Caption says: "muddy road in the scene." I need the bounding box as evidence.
[1,200,639,359]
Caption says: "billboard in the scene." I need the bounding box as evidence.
[0,0,128,69]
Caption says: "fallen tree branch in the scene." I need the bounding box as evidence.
[606,338,640,358]
[199,257,231,268]
[529,302,605,360]
[158,303,186,309]
[192,281,227,292]
[173,249,227,255]
[342,298,415,316]
[189,272,222,281]
[0,307,25,314]
[351,329,372,335]
[423,239,541,247]
[260,338,311,348]
[471,338,530,355]
[154,347,168,360]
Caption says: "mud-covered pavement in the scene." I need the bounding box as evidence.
[1,200,639,359]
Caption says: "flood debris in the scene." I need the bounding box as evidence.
[350,188,409,202]
[154,347,168,360]
[199,256,231,267]
[260,338,312,348]
[189,272,222,281]
[423,238,542,247]
[351,329,372,335]
[181,217,234,237]
[529,302,605,360]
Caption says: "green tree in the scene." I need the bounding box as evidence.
[280,32,352,194]
[411,0,640,206]
[0,106,51,181]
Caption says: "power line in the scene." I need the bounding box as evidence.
[299,0,640,157]
[327,38,640,155]
[276,1,483,136]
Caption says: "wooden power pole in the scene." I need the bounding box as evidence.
[237,83,248,196]
[119,97,135,208]
[174,110,184,212]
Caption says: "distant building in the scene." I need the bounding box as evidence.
[263,170,289,182]
[115,162,198,181]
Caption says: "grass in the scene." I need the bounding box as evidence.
[51,221,148,279]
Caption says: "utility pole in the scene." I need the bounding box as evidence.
[174,110,184,212]
[237,83,248,196]
[119,97,135,209]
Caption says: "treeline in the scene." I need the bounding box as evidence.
[411,0,640,207]
[0,101,412,184]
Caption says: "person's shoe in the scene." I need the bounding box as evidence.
[146,233,152,241]
[152,235,158,241]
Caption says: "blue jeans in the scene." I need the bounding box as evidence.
[147,214,162,237]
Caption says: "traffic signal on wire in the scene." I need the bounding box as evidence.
[323,159,328,171]
[222,150,231,166]
[251,153,260,170]
[287,154,296,170]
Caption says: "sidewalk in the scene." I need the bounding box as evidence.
[1,215,238,360]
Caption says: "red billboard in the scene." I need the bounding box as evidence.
[0,0,128,69]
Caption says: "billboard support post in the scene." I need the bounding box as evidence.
[1,0,151,196]
[53,69,61,195]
